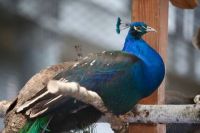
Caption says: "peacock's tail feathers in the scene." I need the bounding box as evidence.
[19,116,50,133]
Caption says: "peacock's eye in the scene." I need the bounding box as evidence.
[134,26,142,32]
[137,27,142,30]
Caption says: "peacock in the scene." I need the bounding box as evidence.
[4,17,165,133]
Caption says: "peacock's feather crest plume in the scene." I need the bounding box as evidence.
[116,17,121,34]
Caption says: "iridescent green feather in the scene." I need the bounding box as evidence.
[19,116,50,133]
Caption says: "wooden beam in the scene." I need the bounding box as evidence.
[129,0,169,133]
[170,0,198,9]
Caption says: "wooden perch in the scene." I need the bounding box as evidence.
[47,80,108,113]
[125,104,200,124]
[2,81,200,127]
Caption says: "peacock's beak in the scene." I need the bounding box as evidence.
[146,26,157,32]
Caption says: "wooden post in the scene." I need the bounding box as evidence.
[129,0,169,133]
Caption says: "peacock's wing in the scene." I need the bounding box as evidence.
[6,62,76,114]
[16,51,140,118]
[57,51,140,90]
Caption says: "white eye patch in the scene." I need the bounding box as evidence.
[134,26,142,32]
[142,26,147,29]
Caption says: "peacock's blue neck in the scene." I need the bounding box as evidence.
[123,33,165,97]
[123,34,161,64]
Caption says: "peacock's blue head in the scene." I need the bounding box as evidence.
[116,17,156,38]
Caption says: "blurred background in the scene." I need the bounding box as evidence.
[0,0,200,133]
